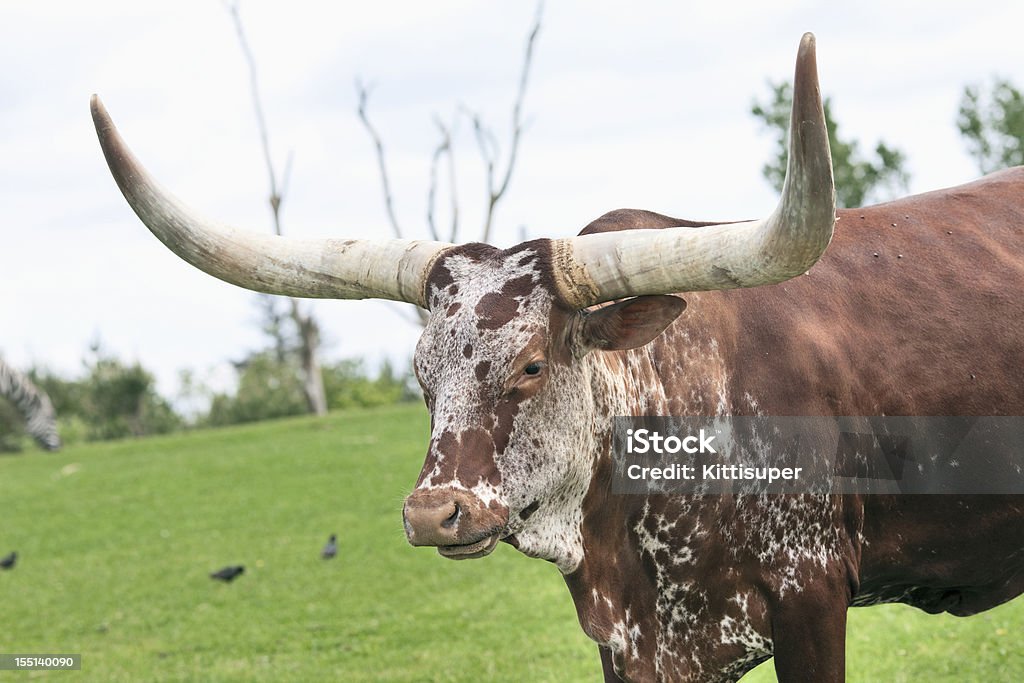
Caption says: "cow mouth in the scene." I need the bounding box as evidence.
[436,533,500,560]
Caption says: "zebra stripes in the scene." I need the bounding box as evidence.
[0,358,60,451]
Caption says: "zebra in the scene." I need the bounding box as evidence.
[0,357,61,451]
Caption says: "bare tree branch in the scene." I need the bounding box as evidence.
[426,121,447,243]
[226,1,327,415]
[441,119,461,243]
[356,81,405,240]
[225,1,287,233]
[427,115,460,244]
[280,149,295,208]
[465,108,497,210]
[358,81,429,326]
[478,3,541,243]
[356,3,542,326]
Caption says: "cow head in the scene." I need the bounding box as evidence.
[404,240,689,566]
[91,34,834,573]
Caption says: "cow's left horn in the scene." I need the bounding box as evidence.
[91,96,451,308]
[550,32,835,308]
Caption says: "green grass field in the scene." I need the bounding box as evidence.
[1,404,1021,681]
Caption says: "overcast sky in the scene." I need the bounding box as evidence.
[2,1,1022,399]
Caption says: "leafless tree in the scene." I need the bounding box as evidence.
[226,2,327,415]
[356,4,542,326]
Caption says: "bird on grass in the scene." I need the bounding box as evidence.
[321,534,338,560]
[209,565,245,582]
[0,551,16,569]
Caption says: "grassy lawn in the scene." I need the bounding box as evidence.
[1,403,1021,681]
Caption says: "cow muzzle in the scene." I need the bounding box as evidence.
[403,488,507,560]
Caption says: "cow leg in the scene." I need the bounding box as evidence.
[770,587,849,683]
[598,646,625,682]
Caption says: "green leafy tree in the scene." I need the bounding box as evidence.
[752,81,910,208]
[322,359,415,411]
[27,346,180,442]
[205,352,308,427]
[78,347,180,440]
[202,354,415,427]
[957,77,1024,174]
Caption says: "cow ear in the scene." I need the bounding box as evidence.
[579,295,686,352]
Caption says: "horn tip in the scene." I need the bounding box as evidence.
[793,33,822,120]
[90,94,112,132]
[795,32,819,75]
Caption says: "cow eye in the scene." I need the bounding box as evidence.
[524,362,544,376]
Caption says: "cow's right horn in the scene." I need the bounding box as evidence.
[550,32,836,309]
[91,96,451,309]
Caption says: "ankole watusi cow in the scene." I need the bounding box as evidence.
[91,33,1024,683]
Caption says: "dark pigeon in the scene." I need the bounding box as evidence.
[209,565,245,582]
[0,551,16,569]
[321,534,338,560]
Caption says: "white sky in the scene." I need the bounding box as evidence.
[2,1,1023,399]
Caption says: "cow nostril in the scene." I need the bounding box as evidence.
[442,502,461,529]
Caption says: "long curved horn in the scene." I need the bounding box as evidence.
[550,33,835,308]
[91,96,451,308]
